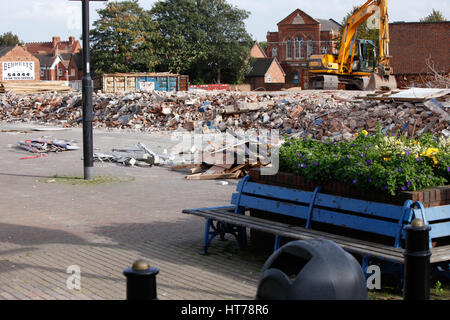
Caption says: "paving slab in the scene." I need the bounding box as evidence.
[0,125,266,300]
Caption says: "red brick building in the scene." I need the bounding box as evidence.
[0,45,40,81]
[266,9,340,87]
[389,21,450,87]
[25,36,82,81]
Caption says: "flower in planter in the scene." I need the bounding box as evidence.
[279,130,449,196]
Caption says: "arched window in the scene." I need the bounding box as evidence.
[286,39,293,59]
[295,36,304,59]
[307,39,313,57]
[272,47,278,58]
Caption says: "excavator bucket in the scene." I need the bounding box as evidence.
[366,73,397,91]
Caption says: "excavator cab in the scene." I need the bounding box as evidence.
[353,39,377,73]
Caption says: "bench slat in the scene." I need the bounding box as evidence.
[233,193,402,238]
[185,207,405,255]
[414,205,450,222]
[429,221,450,239]
[240,182,406,221]
[184,207,450,263]
[184,208,404,262]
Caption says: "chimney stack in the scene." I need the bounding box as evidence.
[52,36,61,47]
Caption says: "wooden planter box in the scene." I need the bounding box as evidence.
[247,168,450,251]
[249,168,450,208]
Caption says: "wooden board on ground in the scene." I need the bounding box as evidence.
[185,171,241,180]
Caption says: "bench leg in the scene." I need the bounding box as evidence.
[274,235,281,252]
[237,227,247,250]
[201,218,221,255]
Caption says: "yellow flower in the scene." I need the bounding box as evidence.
[421,148,440,158]
[361,130,368,136]
[413,140,420,145]
[432,156,439,165]
[384,157,391,162]
[354,133,358,138]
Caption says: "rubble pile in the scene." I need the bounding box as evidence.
[1,88,449,140]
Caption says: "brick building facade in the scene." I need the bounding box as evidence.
[389,21,450,87]
[0,45,40,82]
[25,36,82,81]
[266,9,340,87]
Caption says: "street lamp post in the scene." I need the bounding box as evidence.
[70,0,107,180]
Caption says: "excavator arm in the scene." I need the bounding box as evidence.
[338,0,388,74]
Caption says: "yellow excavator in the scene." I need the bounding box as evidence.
[308,0,397,90]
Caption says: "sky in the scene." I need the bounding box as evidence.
[1,0,449,43]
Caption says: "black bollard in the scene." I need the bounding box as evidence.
[123,260,159,300]
[403,219,432,300]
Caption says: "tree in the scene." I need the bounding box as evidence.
[152,0,253,84]
[259,41,268,52]
[0,32,21,46]
[334,6,379,52]
[420,9,446,22]
[89,0,160,75]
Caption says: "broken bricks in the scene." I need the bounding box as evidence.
[0,88,449,142]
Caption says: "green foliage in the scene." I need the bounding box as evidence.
[334,6,379,50]
[151,0,253,84]
[89,0,160,75]
[258,41,268,51]
[420,9,447,22]
[279,129,450,196]
[0,32,21,46]
[434,281,444,295]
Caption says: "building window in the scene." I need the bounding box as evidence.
[58,68,63,77]
[271,47,278,58]
[295,36,304,59]
[40,68,45,78]
[70,68,75,77]
[286,39,292,59]
[267,75,272,83]
[307,39,313,57]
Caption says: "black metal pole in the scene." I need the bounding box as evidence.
[123,260,159,300]
[403,219,432,300]
[81,0,93,180]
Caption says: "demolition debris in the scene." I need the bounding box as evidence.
[0,88,449,142]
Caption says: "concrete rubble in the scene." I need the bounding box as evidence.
[1,88,449,141]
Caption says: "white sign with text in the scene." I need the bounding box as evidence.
[2,61,35,80]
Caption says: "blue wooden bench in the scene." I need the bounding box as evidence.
[183,176,450,274]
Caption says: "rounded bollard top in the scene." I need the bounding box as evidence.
[132,259,150,271]
[411,219,425,228]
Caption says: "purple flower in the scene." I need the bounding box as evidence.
[301,163,306,168]
[416,157,421,162]
[297,153,303,158]
[447,167,450,172]
[398,168,402,173]
[368,178,372,183]
[352,179,357,184]
[366,145,371,150]
[407,181,412,187]
[384,186,388,190]
[405,150,411,156]
[366,159,372,164]
[401,186,407,191]
[313,162,318,166]
[415,178,418,182]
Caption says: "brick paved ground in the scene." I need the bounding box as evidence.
[0,125,268,300]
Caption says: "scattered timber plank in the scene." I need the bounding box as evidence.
[185,171,241,180]
[228,163,247,173]
[170,163,202,171]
